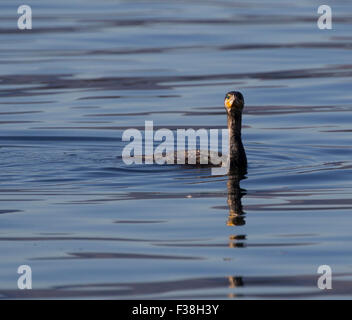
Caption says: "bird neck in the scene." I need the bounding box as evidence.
[227,112,247,171]
[228,111,242,138]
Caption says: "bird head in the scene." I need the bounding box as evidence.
[224,91,244,115]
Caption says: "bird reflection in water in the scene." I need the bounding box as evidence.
[226,171,246,227]
[225,170,246,293]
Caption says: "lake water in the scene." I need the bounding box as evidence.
[1,0,352,299]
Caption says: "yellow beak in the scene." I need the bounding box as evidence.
[225,99,232,109]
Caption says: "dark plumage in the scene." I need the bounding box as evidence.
[146,91,247,173]
[224,91,247,172]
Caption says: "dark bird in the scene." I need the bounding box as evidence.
[145,91,247,174]
[224,91,247,173]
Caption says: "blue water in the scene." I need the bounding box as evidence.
[0,0,352,299]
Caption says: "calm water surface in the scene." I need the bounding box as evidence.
[1,0,352,299]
